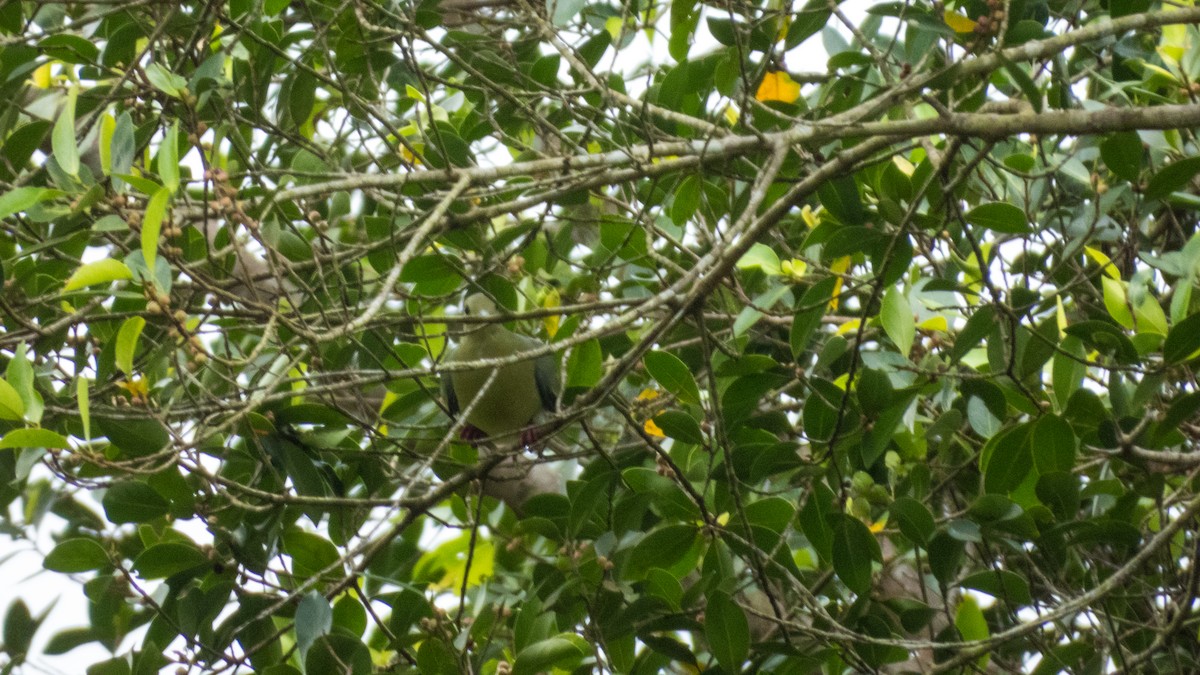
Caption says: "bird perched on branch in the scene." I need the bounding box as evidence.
[442,293,558,446]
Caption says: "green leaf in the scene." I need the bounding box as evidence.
[44,538,110,573]
[830,513,881,595]
[157,121,180,193]
[1101,276,1133,329]
[513,634,588,675]
[7,342,40,425]
[1036,472,1080,521]
[102,481,170,524]
[1164,311,1200,363]
[63,259,134,291]
[115,316,146,375]
[144,63,187,98]
[670,175,701,227]
[1134,292,1169,335]
[652,410,704,444]
[1064,321,1138,364]
[964,202,1029,234]
[284,528,342,579]
[799,483,835,562]
[52,87,80,177]
[550,0,586,26]
[999,56,1042,112]
[306,635,372,675]
[791,277,838,358]
[295,591,332,659]
[97,416,169,457]
[743,497,796,533]
[981,424,1032,494]
[565,338,602,389]
[133,542,208,579]
[0,428,70,449]
[880,285,914,357]
[644,350,701,405]
[954,596,990,669]
[1031,414,1075,474]
[1146,155,1200,200]
[77,378,91,441]
[4,599,38,659]
[644,568,684,609]
[417,638,459,675]
[399,254,461,297]
[787,0,832,48]
[704,591,749,671]
[1101,132,1143,181]
[288,71,317,126]
[1052,336,1087,410]
[87,658,132,675]
[110,112,135,180]
[669,0,699,60]
[736,243,781,275]
[530,54,561,88]
[626,524,699,578]
[960,569,1032,605]
[0,187,59,219]
[816,175,864,224]
[44,627,98,656]
[802,379,841,443]
[890,497,935,546]
[0,378,24,421]
[141,186,170,274]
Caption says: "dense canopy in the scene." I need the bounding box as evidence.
[4,0,1200,672]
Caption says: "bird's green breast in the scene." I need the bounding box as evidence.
[448,328,543,438]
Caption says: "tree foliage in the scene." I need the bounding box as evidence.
[5,0,1200,672]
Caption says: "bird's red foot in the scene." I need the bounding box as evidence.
[459,424,485,442]
[520,426,543,448]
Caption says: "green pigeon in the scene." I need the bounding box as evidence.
[442,293,559,446]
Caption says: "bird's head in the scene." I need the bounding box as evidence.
[465,293,499,317]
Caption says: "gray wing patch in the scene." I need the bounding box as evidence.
[441,348,459,417]
[534,352,559,412]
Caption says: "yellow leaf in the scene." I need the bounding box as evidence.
[32,62,53,88]
[780,258,807,280]
[868,514,888,533]
[755,71,800,103]
[644,417,665,438]
[542,289,562,338]
[943,10,977,33]
[1159,23,1189,65]
[801,205,819,228]
[916,315,948,332]
[1102,276,1134,329]
[1139,61,1180,84]
[1084,246,1121,280]
[605,16,623,40]
[418,533,494,591]
[723,105,739,126]
[116,377,149,397]
[99,113,115,175]
[400,143,424,166]
[829,256,850,309]
[637,388,660,402]
[836,318,860,335]
[1056,296,1068,337]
